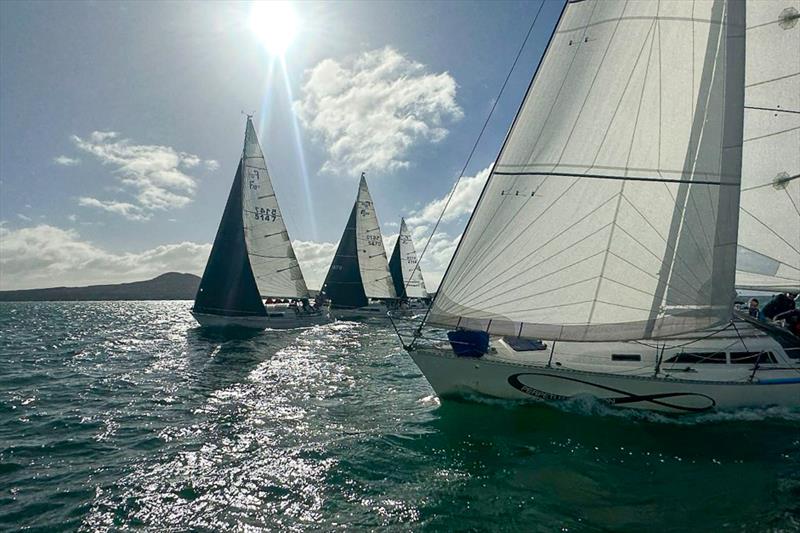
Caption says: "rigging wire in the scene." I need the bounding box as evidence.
[399,0,548,337]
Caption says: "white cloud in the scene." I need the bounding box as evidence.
[291,239,337,291]
[78,197,149,221]
[407,164,492,227]
[0,224,211,290]
[17,214,32,222]
[54,155,81,166]
[295,46,463,175]
[204,160,220,172]
[67,214,77,222]
[70,131,213,219]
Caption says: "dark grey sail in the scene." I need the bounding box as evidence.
[193,163,267,318]
[389,239,405,299]
[321,203,368,309]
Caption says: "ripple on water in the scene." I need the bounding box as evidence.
[0,301,798,531]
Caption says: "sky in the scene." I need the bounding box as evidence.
[0,0,563,291]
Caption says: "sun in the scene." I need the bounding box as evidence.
[249,1,298,56]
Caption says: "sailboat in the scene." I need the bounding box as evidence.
[389,217,430,312]
[402,0,799,413]
[192,116,331,329]
[322,173,398,320]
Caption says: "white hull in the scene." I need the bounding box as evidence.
[191,310,332,330]
[409,334,800,413]
[331,303,393,321]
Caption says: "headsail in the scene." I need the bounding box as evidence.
[241,117,310,299]
[736,2,800,292]
[429,0,746,341]
[193,163,267,317]
[322,203,369,309]
[389,218,429,299]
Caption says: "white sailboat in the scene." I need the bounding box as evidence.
[322,173,398,320]
[192,116,331,330]
[389,217,430,312]
[403,0,800,413]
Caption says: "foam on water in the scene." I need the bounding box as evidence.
[1,301,798,531]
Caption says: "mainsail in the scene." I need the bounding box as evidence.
[429,0,746,341]
[241,118,310,299]
[323,173,396,307]
[736,3,800,292]
[389,218,429,299]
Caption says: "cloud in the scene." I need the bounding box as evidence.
[78,197,149,221]
[295,46,463,175]
[291,239,337,290]
[407,164,492,227]
[54,155,81,166]
[17,214,32,222]
[70,131,215,219]
[0,224,211,290]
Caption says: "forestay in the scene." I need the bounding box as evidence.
[389,218,429,299]
[354,174,397,300]
[241,118,310,299]
[429,0,746,341]
[736,2,800,292]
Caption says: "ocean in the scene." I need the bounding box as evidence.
[1,301,798,531]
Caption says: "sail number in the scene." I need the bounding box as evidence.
[254,207,277,221]
[366,234,382,246]
[249,169,261,190]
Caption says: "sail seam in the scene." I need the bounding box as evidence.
[493,171,734,186]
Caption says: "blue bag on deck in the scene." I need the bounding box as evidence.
[447,329,490,358]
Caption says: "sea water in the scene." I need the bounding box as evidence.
[1,301,798,531]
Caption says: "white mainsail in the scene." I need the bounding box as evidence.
[429,0,746,341]
[395,218,429,299]
[241,118,310,299]
[355,174,396,299]
[736,2,800,292]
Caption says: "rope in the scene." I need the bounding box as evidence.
[401,0,548,342]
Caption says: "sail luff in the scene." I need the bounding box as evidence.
[428,0,747,342]
[241,118,310,299]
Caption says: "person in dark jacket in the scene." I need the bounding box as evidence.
[748,298,765,320]
[762,293,796,320]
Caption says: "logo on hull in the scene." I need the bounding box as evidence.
[507,373,716,413]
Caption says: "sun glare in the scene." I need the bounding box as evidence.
[249,1,298,56]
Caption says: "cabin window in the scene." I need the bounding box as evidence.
[612,353,641,362]
[666,352,727,364]
[729,351,776,364]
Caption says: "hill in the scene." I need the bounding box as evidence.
[0,273,201,301]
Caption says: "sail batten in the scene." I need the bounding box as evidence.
[429,0,747,341]
[241,118,310,299]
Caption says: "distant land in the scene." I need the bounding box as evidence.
[0,273,201,302]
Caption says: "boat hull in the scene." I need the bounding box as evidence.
[191,310,332,330]
[331,303,393,321]
[409,347,800,413]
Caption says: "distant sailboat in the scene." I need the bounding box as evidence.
[192,116,331,329]
[403,0,800,413]
[389,217,430,311]
[322,173,398,320]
